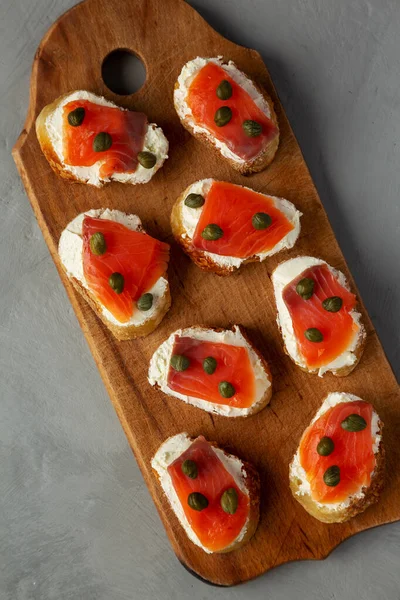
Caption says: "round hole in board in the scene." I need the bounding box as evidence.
[101,50,146,96]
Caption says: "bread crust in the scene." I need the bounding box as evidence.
[152,435,260,553]
[150,324,272,416]
[173,61,280,175]
[271,261,366,377]
[289,404,385,524]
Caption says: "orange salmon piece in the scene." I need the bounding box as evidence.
[192,181,294,258]
[167,437,249,552]
[63,100,147,179]
[299,401,375,503]
[82,216,169,323]
[282,264,358,368]
[167,336,256,408]
[187,63,277,161]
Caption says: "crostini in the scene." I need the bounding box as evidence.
[171,179,301,275]
[152,433,260,553]
[289,392,384,523]
[272,256,366,376]
[148,325,271,417]
[174,57,279,174]
[58,209,171,340]
[36,90,168,186]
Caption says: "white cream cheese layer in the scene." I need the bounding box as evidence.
[58,209,168,327]
[272,256,365,377]
[290,393,382,512]
[46,90,168,187]
[148,325,271,417]
[178,179,301,270]
[151,433,249,553]
[174,57,271,164]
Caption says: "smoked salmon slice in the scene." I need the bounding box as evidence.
[63,100,147,179]
[192,181,295,258]
[167,436,249,552]
[82,216,169,323]
[299,400,375,503]
[167,336,255,408]
[187,62,277,161]
[282,264,358,368]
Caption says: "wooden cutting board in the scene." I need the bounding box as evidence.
[13,0,400,587]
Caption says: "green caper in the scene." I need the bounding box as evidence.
[109,272,124,294]
[216,79,233,100]
[181,459,198,479]
[214,106,232,127]
[243,119,262,137]
[170,354,190,372]
[67,107,85,127]
[188,492,208,511]
[219,381,235,398]
[252,212,272,230]
[201,224,223,241]
[341,414,367,432]
[203,356,217,375]
[93,132,112,152]
[136,293,153,312]
[184,193,205,209]
[89,232,107,256]
[296,278,315,300]
[137,151,157,169]
[221,488,238,515]
[323,465,340,487]
[304,328,323,343]
[317,436,334,456]
[322,296,343,313]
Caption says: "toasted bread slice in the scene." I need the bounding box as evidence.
[36,90,168,187]
[148,324,272,416]
[58,209,171,340]
[289,392,384,523]
[174,57,279,174]
[272,256,366,376]
[171,179,301,276]
[151,433,260,553]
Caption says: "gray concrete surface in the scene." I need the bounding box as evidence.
[1,0,399,598]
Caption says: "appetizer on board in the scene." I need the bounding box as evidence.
[272,256,366,376]
[289,393,384,523]
[174,57,279,174]
[152,433,260,553]
[36,91,168,186]
[148,325,272,417]
[58,209,170,340]
[171,179,301,275]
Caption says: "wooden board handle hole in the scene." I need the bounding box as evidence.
[101,49,146,96]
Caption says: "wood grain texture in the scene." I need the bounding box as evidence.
[12,0,400,586]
